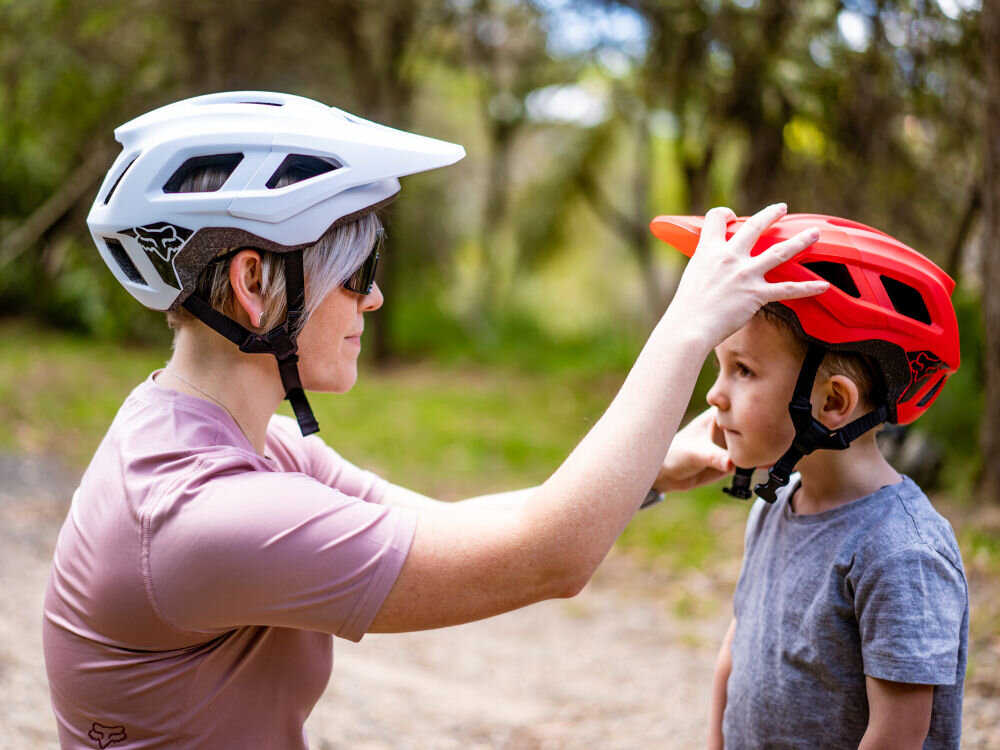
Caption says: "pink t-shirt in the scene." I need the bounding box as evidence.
[43,374,417,749]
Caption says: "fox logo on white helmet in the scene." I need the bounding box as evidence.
[120,222,193,291]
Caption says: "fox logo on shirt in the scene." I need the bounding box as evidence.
[121,222,193,291]
[88,722,127,748]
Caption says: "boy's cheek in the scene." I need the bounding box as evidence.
[725,428,792,470]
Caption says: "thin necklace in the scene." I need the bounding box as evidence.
[162,368,252,445]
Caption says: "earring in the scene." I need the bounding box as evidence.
[257,312,264,328]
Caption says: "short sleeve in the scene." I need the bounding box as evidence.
[265,415,389,503]
[145,468,416,641]
[855,544,967,685]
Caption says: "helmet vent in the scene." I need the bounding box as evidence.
[881,275,931,325]
[104,237,148,286]
[917,374,946,407]
[103,157,138,205]
[266,154,340,189]
[163,153,244,193]
[803,261,860,298]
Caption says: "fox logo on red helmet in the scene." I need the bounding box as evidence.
[901,350,948,403]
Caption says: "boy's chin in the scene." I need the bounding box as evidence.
[729,451,784,471]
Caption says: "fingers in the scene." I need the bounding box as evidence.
[701,407,728,450]
[728,203,787,252]
[699,206,738,248]
[763,279,830,304]
[686,407,716,430]
[677,410,732,472]
[674,467,731,492]
[754,227,820,273]
[749,222,828,305]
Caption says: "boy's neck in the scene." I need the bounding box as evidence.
[792,437,901,515]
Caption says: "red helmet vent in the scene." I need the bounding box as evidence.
[803,261,861,298]
[881,275,932,325]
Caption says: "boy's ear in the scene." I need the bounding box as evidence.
[814,374,861,429]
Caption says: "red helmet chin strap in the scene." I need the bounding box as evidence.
[723,467,755,499]
[180,249,320,436]
[723,343,889,503]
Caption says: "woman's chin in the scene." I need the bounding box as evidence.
[302,368,358,395]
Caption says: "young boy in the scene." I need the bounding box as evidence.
[650,214,969,749]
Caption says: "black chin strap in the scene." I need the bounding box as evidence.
[724,343,889,503]
[723,467,755,499]
[181,249,320,436]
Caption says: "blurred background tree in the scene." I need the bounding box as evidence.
[0,0,992,500]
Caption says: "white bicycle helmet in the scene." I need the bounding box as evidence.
[87,91,465,434]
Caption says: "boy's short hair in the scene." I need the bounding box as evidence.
[756,304,887,410]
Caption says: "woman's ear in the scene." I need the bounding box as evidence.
[814,374,861,429]
[229,249,265,329]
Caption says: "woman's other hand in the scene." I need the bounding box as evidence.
[654,407,732,493]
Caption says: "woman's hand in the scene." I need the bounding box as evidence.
[654,407,732,493]
[669,203,827,346]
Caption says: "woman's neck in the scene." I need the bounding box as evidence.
[159,325,285,455]
[792,436,901,515]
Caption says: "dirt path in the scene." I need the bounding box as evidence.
[311,563,729,750]
[1,455,997,749]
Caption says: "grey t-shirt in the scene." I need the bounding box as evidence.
[723,476,968,750]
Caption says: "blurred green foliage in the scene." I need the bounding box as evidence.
[0,0,991,499]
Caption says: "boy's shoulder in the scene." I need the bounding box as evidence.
[853,476,964,574]
[754,476,965,577]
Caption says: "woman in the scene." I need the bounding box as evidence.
[43,91,826,748]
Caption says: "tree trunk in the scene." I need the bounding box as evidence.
[944,182,981,281]
[980,0,1000,503]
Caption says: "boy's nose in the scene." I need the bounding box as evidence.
[706,378,728,411]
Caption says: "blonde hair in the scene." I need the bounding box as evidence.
[166,166,381,332]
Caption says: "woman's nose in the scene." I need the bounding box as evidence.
[361,282,384,313]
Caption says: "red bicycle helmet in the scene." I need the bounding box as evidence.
[650,213,960,425]
[651,213,961,502]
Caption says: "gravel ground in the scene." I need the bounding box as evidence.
[1,454,997,749]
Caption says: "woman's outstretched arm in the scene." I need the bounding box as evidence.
[380,405,732,513]
[370,204,826,633]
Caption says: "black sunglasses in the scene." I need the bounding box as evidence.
[343,228,384,295]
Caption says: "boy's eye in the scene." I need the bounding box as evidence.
[735,362,753,377]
